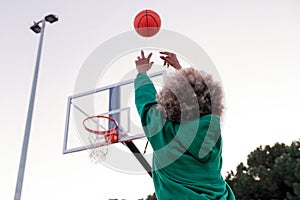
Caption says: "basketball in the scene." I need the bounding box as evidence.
[134,9,161,37]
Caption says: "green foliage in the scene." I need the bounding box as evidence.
[226,140,300,200]
[108,193,157,200]
[145,193,157,200]
[108,199,126,200]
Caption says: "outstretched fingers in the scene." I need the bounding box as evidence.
[135,50,155,73]
[139,50,152,61]
[160,51,171,55]
[141,50,145,59]
[160,56,171,67]
[147,52,153,60]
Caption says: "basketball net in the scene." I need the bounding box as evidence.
[83,116,118,163]
[88,134,109,163]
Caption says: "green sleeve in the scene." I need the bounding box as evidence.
[134,72,157,122]
[134,73,166,148]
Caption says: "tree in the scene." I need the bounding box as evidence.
[226,140,300,200]
[108,193,157,200]
[145,193,157,200]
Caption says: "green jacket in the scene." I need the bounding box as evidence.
[134,72,235,200]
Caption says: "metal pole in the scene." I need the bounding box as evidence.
[14,19,46,200]
[125,141,152,177]
[109,86,121,123]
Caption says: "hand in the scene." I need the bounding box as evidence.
[160,51,182,70]
[135,50,154,73]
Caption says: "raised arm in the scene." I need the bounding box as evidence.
[134,72,157,122]
[134,50,157,121]
[134,51,166,148]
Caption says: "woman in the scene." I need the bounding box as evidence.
[134,50,235,200]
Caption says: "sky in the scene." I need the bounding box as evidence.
[1,0,300,199]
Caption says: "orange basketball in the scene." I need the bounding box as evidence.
[134,9,161,37]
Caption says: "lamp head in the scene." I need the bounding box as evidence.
[45,14,58,23]
[30,22,41,34]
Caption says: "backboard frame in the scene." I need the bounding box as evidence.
[63,70,166,154]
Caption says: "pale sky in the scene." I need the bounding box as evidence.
[1,1,300,200]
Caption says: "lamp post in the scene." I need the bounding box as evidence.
[14,14,58,200]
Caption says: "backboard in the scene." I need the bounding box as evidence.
[63,70,166,154]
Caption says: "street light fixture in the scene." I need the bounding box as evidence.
[30,22,41,34]
[45,14,59,23]
[29,14,58,34]
[14,14,58,200]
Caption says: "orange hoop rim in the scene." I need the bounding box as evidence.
[83,115,118,135]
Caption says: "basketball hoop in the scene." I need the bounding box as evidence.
[83,115,118,142]
[83,116,119,163]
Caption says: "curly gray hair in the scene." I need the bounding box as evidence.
[156,67,224,123]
